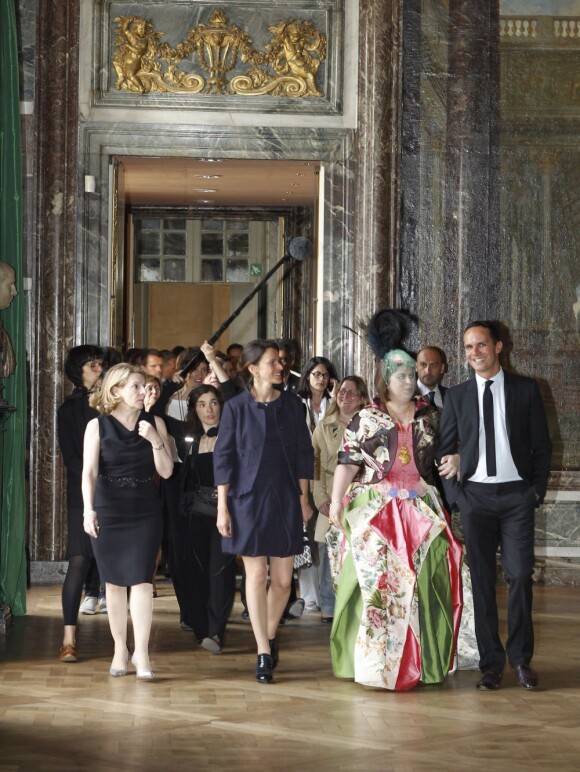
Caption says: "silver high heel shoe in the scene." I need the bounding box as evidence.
[131,652,154,680]
[109,648,130,677]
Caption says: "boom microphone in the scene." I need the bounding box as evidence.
[180,237,313,378]
[286,236,313,262]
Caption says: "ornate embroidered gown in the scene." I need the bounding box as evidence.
[328,401,465,690]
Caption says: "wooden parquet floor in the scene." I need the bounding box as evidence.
[1,583,579,771]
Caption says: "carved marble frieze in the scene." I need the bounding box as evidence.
[92,1,344,114]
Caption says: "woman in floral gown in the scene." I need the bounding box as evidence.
[328,314,464,691]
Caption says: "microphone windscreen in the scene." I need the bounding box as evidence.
[288,237,313,262]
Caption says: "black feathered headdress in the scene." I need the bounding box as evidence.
[364,309,414,360]
[361,309,417,383]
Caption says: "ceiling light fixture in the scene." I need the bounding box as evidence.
[194,174,222,179]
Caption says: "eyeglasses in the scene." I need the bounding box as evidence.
[86,360,103,370]
[310,371,329,379]
[338,389,359,398]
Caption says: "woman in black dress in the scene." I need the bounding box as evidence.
[57,344,103,662]
[82,364,173,679]
[213,340,314,683]
[179,385,236,653]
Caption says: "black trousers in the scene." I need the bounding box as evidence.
[165,476,192,624]
[459,480,536,672]
[187,515,237,642]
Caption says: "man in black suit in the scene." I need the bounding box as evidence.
[277,339,301,394]
[438,321,551,691]
[416,346,448,407]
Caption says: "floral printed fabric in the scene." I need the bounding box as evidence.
[339,401,440,485]
[328,404,468,690]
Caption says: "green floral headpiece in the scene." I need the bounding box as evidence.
[381,348,416,383]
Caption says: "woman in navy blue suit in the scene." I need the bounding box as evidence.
[213,340,314,683]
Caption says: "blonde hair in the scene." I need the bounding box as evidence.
[89,363,143,414]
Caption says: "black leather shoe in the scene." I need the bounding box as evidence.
[256,653,273,683]
[269,638,279,669]
[476,670,503,690]
[512,664,538,689]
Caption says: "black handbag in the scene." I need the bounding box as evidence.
[181,486,218,518]
[180,437,218,518]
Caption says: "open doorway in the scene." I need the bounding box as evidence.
[110,157,320,363]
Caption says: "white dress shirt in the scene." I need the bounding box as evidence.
[469,368,522,483]
[417,380,443,409]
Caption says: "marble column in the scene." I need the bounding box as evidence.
[30,1,80,568]
[351,0,402,378]
[442,0,501,372]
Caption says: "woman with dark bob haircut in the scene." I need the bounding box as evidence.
[213,340,314,683]
[173,384,237,653]
[57,344,104,662]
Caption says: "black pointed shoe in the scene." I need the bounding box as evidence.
[256,653,273,683]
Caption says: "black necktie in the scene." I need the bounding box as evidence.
[428,391,436,406]
[483,380,496,476]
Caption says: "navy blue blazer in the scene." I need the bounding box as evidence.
[213,390,314,496]
[438,370,552,505]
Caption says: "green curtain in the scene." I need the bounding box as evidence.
[0,0,27,615]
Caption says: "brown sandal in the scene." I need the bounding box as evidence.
[59,643,78,662]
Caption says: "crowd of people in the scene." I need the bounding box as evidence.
[57,310,551,692]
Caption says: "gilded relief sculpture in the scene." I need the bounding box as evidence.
[232,19,326,96]
[112,8,326,97]
[112,17,165,93]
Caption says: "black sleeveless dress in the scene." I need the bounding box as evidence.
[91,411,162,586]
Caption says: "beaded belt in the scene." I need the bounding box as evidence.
[375,478,427,500]
[99,474,154,488]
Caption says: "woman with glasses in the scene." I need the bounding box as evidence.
[213,340,314,683]
[297,356,339,434]
[297,356,340,612]
[311,376,370,623]
[57,345,104,662]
